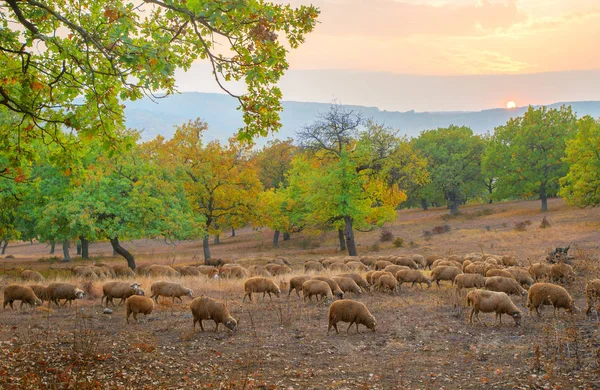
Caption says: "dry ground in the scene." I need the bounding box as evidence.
[0,198,599,389]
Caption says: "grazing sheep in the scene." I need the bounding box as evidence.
[302,280,333,303]
[72,266,98,280]
[585,279,600,315]
[485,276,527,296]
[219,265,249,279]
[101,282,144,307]
[345,261,368,272]
[332,277,362,296]
[288,275,312,298]
[425,255,443,270]
[359,256,376,268]
[125,295,154,323]
[412,254,426,269]
[21,270,44,282]
[321,259,343,268]
[113,264,136,277]
[466,289,522,326]
[368,271,394,287]
[486,269,516,279]
[247,265,273,278]
[94,263,117,278]
[526,282,577,317]
[91,266,109,279]
[395,269,432,289]
[464,263,485,276]
[431,266,463,288]
[376,274,398,293]
[312,276,344,299]
[375,260,393,270]
[175,266,201,277]
[391,257,418,269]
[149,265,179,277]
[46,283,85,307]
[204,258,226,267]
[432,259,462,269]
[453,274,486,290]
[329,262,350,272]
[150,281,193,304]
[484,263,504,274]
[29,285,49,302]
[507,267,535,288]
[549,263,575,283]
[327,300,377,334]
[3,284,42,310]
[384,264,410,276]
[304,261,325,273]
[269,258,292,266]
[365,270,376,285]
[197,265,219,278]
[268,264,292,276]
[191,296,237,332]
[243,277,281,302]
[528,263,551,281]
[502,255,519,267]
[338,273,370,292]
[448,254,464,264]
[135,264,152,276]
[462,260,473,272]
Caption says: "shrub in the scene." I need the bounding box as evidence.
[432,224,451,234]
[393,237,405,248]
[514,221,528,231]
[380,229,394,242]
[540,216,551,229]
[423,231,433,241]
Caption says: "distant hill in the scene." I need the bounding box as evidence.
[124,92,600,143]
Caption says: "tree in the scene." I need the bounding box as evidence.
[255,139,296,190]
[414,125,485,215]
[483,106,577,212]
[0,0,319,170]
[560,116,600,208]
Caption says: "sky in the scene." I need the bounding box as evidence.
[174,0,600,112]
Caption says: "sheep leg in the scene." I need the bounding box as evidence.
[268,292,273,301]
[214,321,219,332]
[2,300,8,310]
[20,301,24,310]
[133,312,138,322]
[468,308,474,324]
[346,321,355,333]
[436,281,441,288]
[199,320,205,332]
[126,311,131,324]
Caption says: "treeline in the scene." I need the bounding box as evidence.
[1,104,598,266]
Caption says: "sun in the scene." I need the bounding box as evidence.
[506,101,517,109]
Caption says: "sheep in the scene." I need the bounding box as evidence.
[338,273,370,292]
[375,260,393,270]
[46,283,85,307]
[321,259,343,268]
[368,271,393,287]
[269,258,291,266]
[365,270,376,285]
[528,263,551,281]
[72,266,98,280]
[453,274,486,290]
[312,276,344,299]
[94,263,117,278]
[359,256,376,268]
[486,269,516,279]
[395,269,432,289]
[29,285,50,302]
[526,282,577,317]
[113,264,136,277]
[376,274,398,293]
[327,300,377,334]
[101,282,144,307]
[332,277,362,296]
[507,267,535,288]
[175,266,201,277]
[302,280,333,303]
[484,263,504,274]
[412,254,426,269]
[21,270,44,282]
[268,264,292,276]
[425,255,443,270]
[197,265,219,278]
[219,264,248,279]
[150,281,193,304]
[91,266,109,279]
[391,257,418,269]
[502,255,519,267]
[149,265,179,277]
[448,254,464,264]
[243,277,281,302]
[329,262,350,272]
[125,295,154,323]
[384,264,410,276]
[462,260,473,272]
[135,264,152,276]
[464,263,485,276]
[288,275,312,298]
[431,266,463,288]
[247,265,273,278]
[345,261,368,272]
[466,289,522,326]
[485,276,527,296]
[432,259,462,269]
[304,261,325,273]
[3,284,42,310]
[549,263,575,283]
[191,296,237,332]
[585,279,600,315]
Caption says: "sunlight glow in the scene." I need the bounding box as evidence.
[507,101,517,109]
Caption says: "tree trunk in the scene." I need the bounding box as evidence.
[338,229,346,251]
[49,241,55,255]
[343,216,358,256]
[61,239,71,262]
[110,237,136,270]
[80,236,89,259]
[76,241,81,255]
[214,234,220,245]
[1,240,7,255]
[540,183,548,212]
[203,235,211,260]
[231,227,236,237]
[112,248,117,257]
[448,192,460,215]
[421,199,428,211]
[283,232,291,241]
[541,196,548,212]
[273,230,280,248]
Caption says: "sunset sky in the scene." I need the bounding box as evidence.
[176,0,600,111]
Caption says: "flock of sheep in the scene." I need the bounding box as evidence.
[3,252,600,334]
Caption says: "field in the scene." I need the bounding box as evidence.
[1,198,599,389]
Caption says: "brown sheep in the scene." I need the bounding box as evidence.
[391,257,418,269]
[448,254,464,264]
[484,263,504,274]
[359,256,376,268]
[312,276,344,299]
[243,277,281,302]
[486,269,516,279]
[329,262,350,272]
[327,300,376,334]
[464,263,485,276]
[191,296,237,332]
[29,285,50,302]
[149,265,179,277]
[376,274,398,293]
[395,269,432,289]
[502,255,519,267]
[72,266,98,280]
[3,284,42,310]
[507,267,535,288]
[247,265,273,278]
[288,275,312,298]
[268,264,292,276]
[368,271,393,287]
[585,279,600,315]
[412,254,426,269]
[304,261,325,273]
[91,265,110,278]
[432,259,462,269]
[338,273,370,292]
[549,263,575,283]
[345,261,368,272]
[197,265,219,278]
[46,283,85,307]
[466,289,522,326]
[453,274,486,290]
[365,270,376,285]
[462,260,473,272]
[113,264,136,277]
[485,276,527,296]
[94,263,117,278]
[21,270,44,282]
[431,266,463,288]
[125,296,154,323]
[302,280,333,303]
[526,282,578,317]
[150,281,193,304]
[528,263,551,281]
[175,266,201,277]
[384,264,410,276]
[332,277,362,296]
[219,264,249,279]
[425,255,443,270]
[101,282,144,307]
[375,260,393,270]
[135,264,152,276]
[269,258,292,266]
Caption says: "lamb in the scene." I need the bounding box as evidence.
[338,273,370,292]
[345,261,368,272]
[375,260,393,270]
[3,284,42,310]
[304,261,325,273]
[149,265,179,277]
[376,274,398,293]
[150,281,193,304]
[332,277,362,296]
[395,269,432,289]
[549,263,575,283]
[113,264,136,277]
[125,295,154,323]
[507,267,535,288]
[191,296,237,332]
[247,265,273,278]
[288,275,312,297]
[466,289,522,326]
[464,263,485,276]
[327,300,377,334]
[485,276,527,296]
[312,276,344,299]
[526,282,577,317]
[485,269,516,279]
[29,285,50,302]
[243,277,281,302]
[528,263,551,281]
[453,273,486,290]
[101,282,144,307]
[21,270,44,282]
[46,283,85,306]
[412,254,426,269]
[431,266,463,288]
[302,280,333,303]
[585,279,600,315]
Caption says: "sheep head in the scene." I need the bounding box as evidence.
[512,312,522,326]
[225,318,237,332]
[187,288,194,298]
[75,289,85,299]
